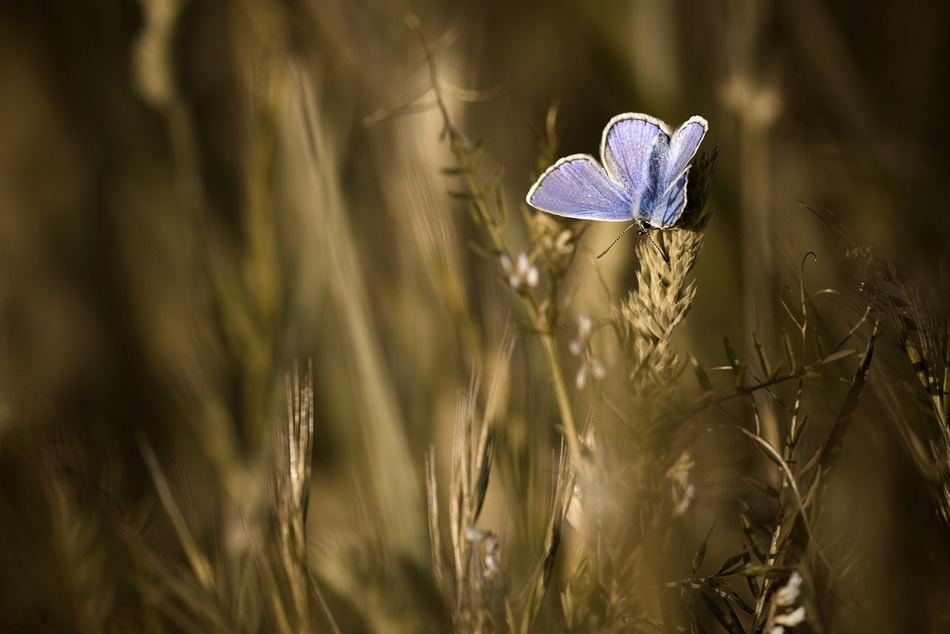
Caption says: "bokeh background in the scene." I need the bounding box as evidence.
[1,0,949,631]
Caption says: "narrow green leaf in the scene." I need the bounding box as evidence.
[783,329,797,373]
[753,332,772,379]
[742,476,779,499]
[472,430,495,522]
[816,325,878,485]
[692,517,719,574]
[700,593,742,634]
[743,552,759,598]
[723,337,741,374]
[690,355,713,391]
[717,551,746,576]
[816,348,857,365]
[768,361,785,382]
[901,333,935,395]
[723,587,755,615]
[732,562,778,577]
[739,513,766,562]
[735,365,747,390]
[791,413,809,446]
[746,432,784,468]
[724,592,754,620]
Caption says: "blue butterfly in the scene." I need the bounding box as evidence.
[526,113,708,233]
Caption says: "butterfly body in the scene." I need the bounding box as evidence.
[526,113,708,231]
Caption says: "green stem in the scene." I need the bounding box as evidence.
[538,326,584,474]
[416,18,585,472]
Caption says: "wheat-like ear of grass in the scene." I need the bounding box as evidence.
[618,148,719,424]
[555,150,720,630]
[425,326,514,632]
[271,360,343,633]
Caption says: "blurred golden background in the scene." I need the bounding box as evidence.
[1,1,949,632]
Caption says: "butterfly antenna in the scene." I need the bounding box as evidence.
[596,223,638,259]
[648,233,671,265]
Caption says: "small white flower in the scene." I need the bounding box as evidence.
[570,313,606,389]
[523,256,539,288]
[666,451,696,516]
[590,357,606,381]
[569,313,592,356]
[565,482,584,531]
[765,572,806,633]
[673,482,696,516]
[774,571,802,607]
[465,524,490,542]
[576,358,608,390]
[500,251,539,292]
[575,364,589,390]
[465,525,503,580]
[771,606,806,628]
[577,313,592,339]
[484,536,501,573]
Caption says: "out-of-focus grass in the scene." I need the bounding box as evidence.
[1,1,950,632]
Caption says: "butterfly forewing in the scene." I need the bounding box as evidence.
[527,155,634,221]
[601,114,667,196]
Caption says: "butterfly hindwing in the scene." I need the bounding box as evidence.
[651,166,690,228]
[641,116,706,229]
[662,116,708,190]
